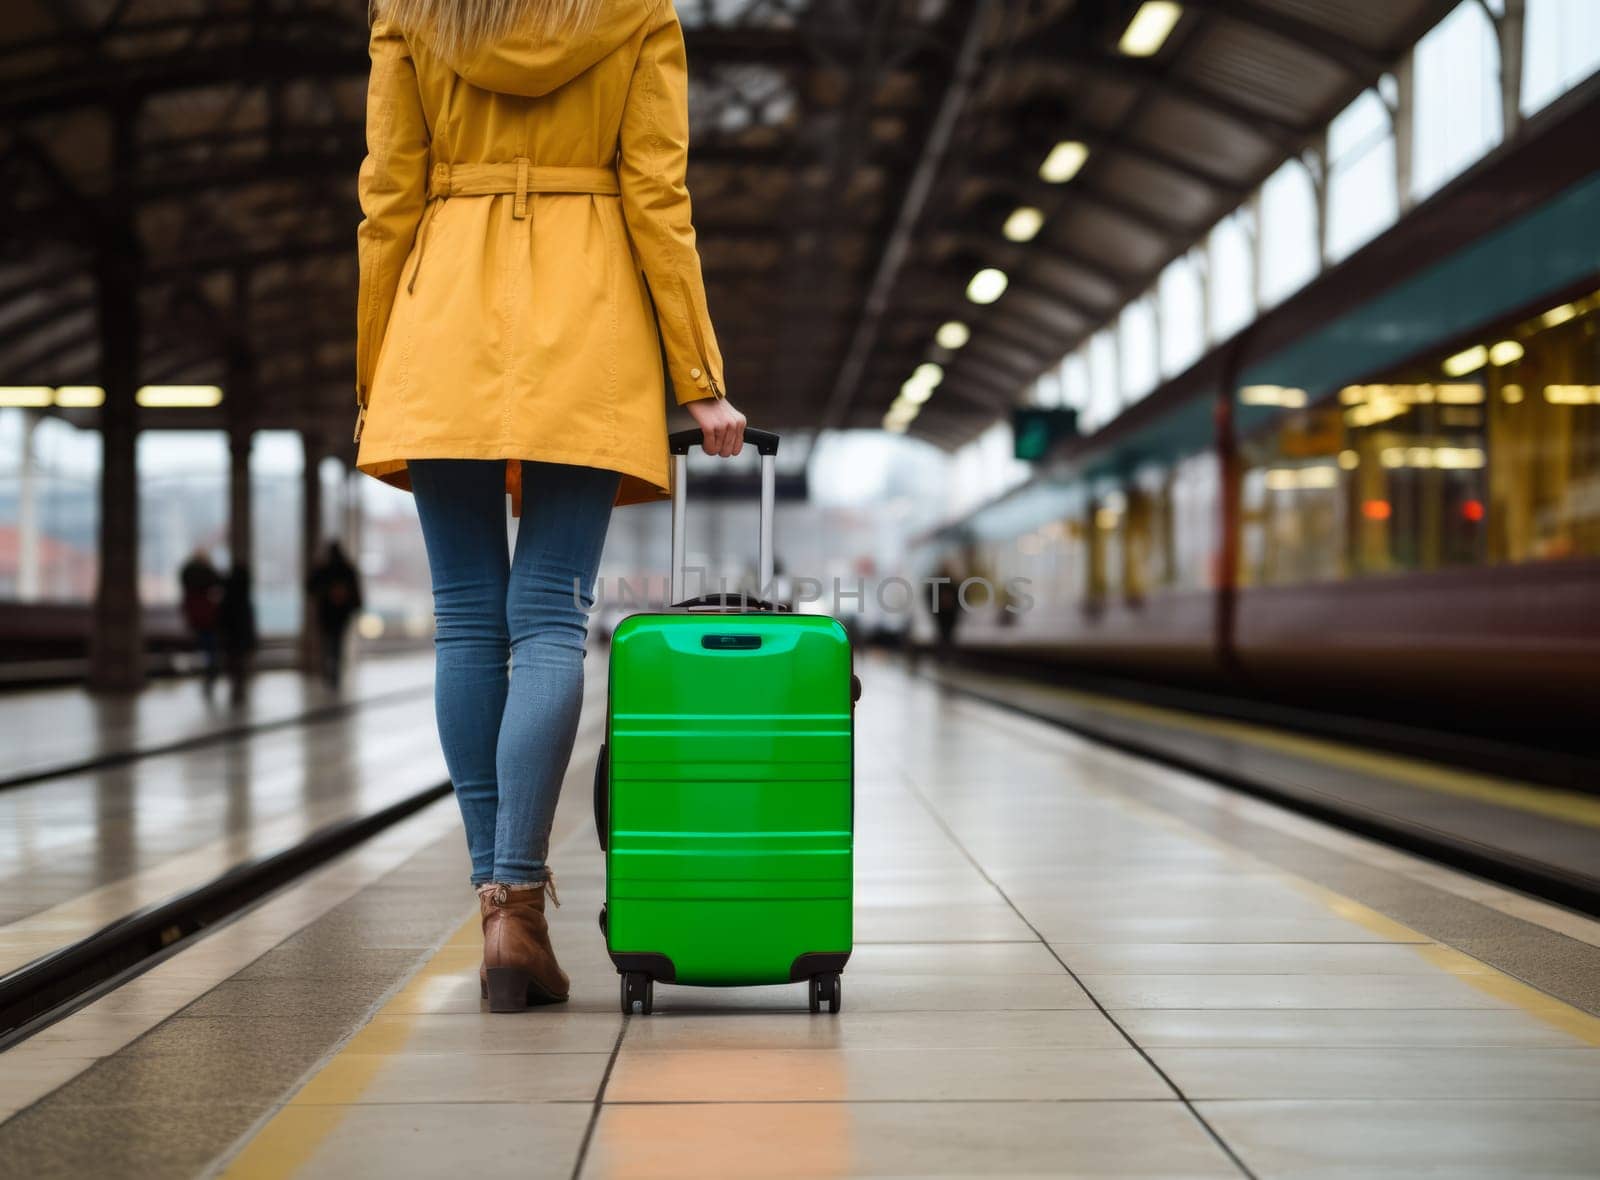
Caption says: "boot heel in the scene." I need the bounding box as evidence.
[486,967,531,1012]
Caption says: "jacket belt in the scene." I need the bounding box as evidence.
[405,160,620,296]
[427,160,620,218]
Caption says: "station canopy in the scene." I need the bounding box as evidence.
[0,0,1460,449]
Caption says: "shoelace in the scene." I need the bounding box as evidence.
[484,873,560,908]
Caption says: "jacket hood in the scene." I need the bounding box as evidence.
[448,0,656,98]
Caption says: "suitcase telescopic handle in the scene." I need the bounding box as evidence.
[666,427,780,605]
[668,427,779,456]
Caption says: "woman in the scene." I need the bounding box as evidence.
[354,0,745,1012]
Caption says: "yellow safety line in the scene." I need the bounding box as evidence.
[978,675,1600,830]
[222,699,610,1178]
[220,917,481,1180]
[982,699,1600,1047]
[1291,880,1600,1046]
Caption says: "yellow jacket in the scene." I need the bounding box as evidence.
[353,0,725,508]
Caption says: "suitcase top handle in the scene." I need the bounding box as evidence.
[668,427,780,456]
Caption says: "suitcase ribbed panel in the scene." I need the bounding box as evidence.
[606,614,853,985]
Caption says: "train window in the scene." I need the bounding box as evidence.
[1239,407,1347,586]
[1240,285,1600,586]
[1171,453,1220,590]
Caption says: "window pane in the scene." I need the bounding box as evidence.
[1119,297,1159,401]
[1085,329,1120,432]
[251,431,304,635]
[1412,2,1502,202]
[1522,0,1600,115]
[1158,255,1204,375]
[1327,91,1397,261]
[1207,212,1255,340]
[1259,160,1320,306]
[355,475,433,644]
[138,431,228,607]
[0,411,101,602]
[319,456,345,546]
[1060,351,1090,410]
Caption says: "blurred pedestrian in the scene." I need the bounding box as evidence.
[306,540,364,689]
[933,559,964,649]
[218,564,258,705]
[178,548,222,694]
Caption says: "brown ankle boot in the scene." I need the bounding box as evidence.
[479,879,569,1011]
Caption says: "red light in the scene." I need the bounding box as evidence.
[1462,499,1485,522]
[1362,499,1392,521]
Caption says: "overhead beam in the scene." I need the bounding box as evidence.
[822,0,996,429]
[1185,0,1387,76]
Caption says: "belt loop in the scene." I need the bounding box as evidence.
[513,157,530,220]
[431,161,451,199]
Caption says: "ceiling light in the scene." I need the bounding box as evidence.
[1539,302,1577,329]
[54,385,106,407]
[1434,447,1486,469]
[1238,384,1307,407]
[912,362,944,389]
[0,387,53,407]
[1545,384,1600,404]
[935,321,970,349]
[1299,465,1338,488]
[1038,141,1088,184]
[966,268,1008,304]
[1003,206,1044,242]
[1119,2,1182,57]
[883,399,918,431]
[1502,383,1524,403]
[136,384,223,408]
[1488,339,1524,366]
[1440,345,1487,377]
[901,378,934,406]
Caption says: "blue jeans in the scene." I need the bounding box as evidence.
[410,459,618,887]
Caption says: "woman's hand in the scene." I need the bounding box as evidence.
[684,396,747,457]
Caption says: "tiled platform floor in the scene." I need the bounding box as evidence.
[0,655,445,953]
[209,659,1600,1180]
[3,658,1598,1178]
[0,650,434,785]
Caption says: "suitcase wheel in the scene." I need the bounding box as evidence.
[808,972,842,1015]
[621,971,654,1016]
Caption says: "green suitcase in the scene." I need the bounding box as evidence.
[596,428,854,1015]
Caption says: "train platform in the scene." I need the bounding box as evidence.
[0,652,445,1008]
[919,662,1600,924]
[2,659,1597,1178]
[1,654,436,788]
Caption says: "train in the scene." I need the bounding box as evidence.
[912,88,1600,750]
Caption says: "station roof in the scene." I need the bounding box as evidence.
[0,0,1460,450]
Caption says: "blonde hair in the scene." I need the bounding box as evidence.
[376,0,602,58]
